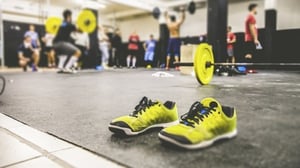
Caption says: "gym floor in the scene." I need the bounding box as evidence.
[1,69,299,168]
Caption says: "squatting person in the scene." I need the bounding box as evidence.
[24,24,41,71]
[53,9,81,73]
[18,35,40,72]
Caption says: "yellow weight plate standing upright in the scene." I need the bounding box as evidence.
[194,44,215,85]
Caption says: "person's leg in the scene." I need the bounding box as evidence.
[244,42,256,72]
[132,56,137,68]
[112,48,116,67]
[226,49,230,63]
[174,38,181,70]
[102,46,110,68]
[144,52,151,67]
[144,52,148,66]
[19,57,30,71]
[244,42,253,60]
[166,39,172,70]
[166,56,171,70]
[32,50,40,69]
[64,43,81,70]
[46,50,52,67]
[174,38,181,63]
[65,50,81,69]
[50,49,56,67]
[148,52,154,68]
[174,56,180,70]
[127,56,131,68]
[57,55,68,70]
[100,45,105,66]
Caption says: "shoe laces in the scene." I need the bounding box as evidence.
[180,101,218,128]
[130,97,158,117]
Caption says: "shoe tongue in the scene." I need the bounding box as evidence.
[200,98,222,112]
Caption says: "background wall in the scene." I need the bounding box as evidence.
[117,0,300,41]
[117,15,159,41]
[276,0,300,30]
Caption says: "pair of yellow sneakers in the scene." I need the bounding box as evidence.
[108,97,237,150]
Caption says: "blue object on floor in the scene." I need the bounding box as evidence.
[95,66,104,71]
[237,66,246,73]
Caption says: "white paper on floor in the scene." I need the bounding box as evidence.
[151,72,174,78]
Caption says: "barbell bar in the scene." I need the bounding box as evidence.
[175,62,300,67]
[153,1,197,19]
[173,43,300,85]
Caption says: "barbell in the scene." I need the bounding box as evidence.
[45,9,97,35]
[174,43,300,85]
[153,1,196,19]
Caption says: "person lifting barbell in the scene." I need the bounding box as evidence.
[53,9,82,74]
[165,7,186,71]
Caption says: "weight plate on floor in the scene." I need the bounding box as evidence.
[194,43,214,85]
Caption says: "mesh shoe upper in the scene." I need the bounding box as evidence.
[110,97,179,132]
[160,98,237,144]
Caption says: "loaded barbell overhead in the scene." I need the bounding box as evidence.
[174,43,300,85]
[152,1,197,20]
[45,9,97,34]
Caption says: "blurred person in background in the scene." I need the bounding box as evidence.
[24,24,41,71]
[71,28,90,70]
[98,25,110,70]
[227,26,236,66]
[53,9,81,74]
[18,36,40,72]
[143,34,156,69]
[111,29,123,68]
[127,30,140,68]
[244,3,260,73]
[42,32,56,68]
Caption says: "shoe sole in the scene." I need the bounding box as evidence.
[158,129,237,150]
[108,120,179,136]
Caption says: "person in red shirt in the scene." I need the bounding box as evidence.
[127,31,140,68]
[227,26,236,65]
[244,3,260,73]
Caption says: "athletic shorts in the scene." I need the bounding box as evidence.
[144,51,154,61]
[53,42,79,56]
[128,49,138,57]
[167,38,181,57]
[227,48,234,57]
[45,46,54,52]
[21,51,33,59]
[244,41,256,56]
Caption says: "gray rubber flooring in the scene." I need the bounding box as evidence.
[1,69,300,168]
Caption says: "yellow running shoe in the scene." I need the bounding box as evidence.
[109,97,179,136]
[159,98,237,150]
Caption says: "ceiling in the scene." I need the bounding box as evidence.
[2,0,249,20]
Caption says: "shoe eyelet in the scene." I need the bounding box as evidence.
[218,112,221,114]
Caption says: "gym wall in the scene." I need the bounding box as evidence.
[117,15,159,41]
[118,0,300,41]
[276,0,300,30]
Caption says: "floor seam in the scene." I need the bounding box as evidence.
[1,127,74,168]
